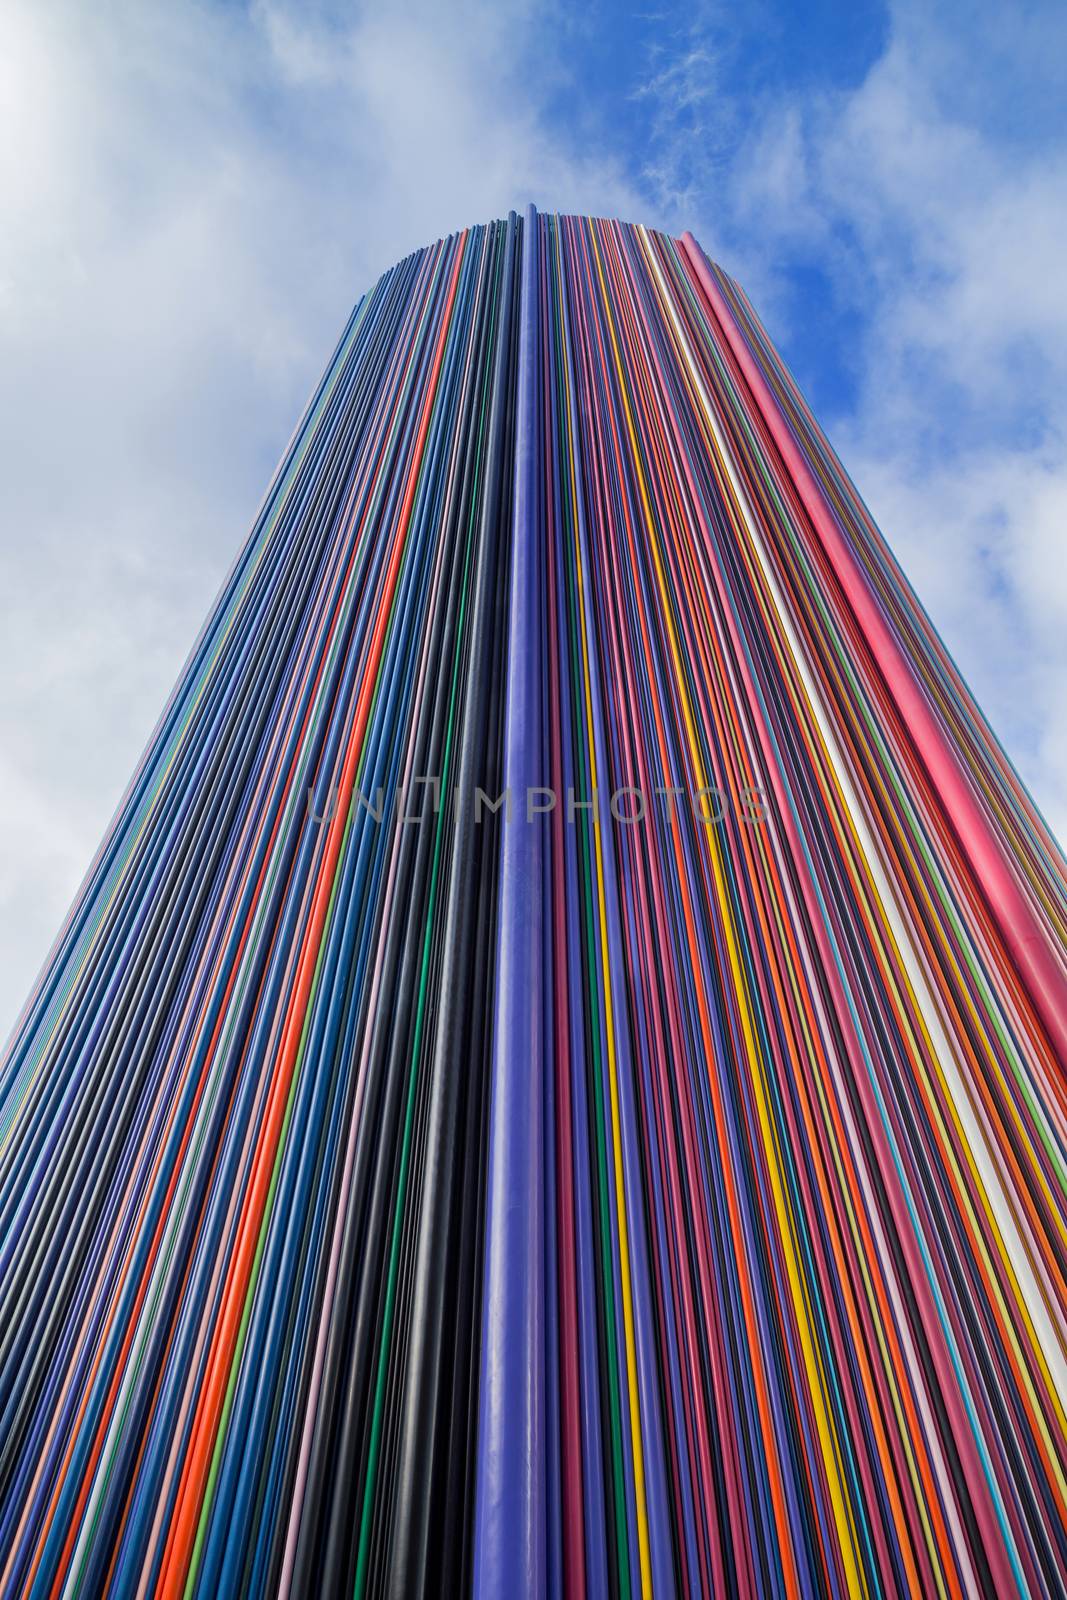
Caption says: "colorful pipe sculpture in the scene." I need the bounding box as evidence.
[1,208,1066,1599]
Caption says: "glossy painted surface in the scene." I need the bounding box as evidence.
[1,209,1065,1598]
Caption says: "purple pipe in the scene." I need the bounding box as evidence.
[473,203,545,1598]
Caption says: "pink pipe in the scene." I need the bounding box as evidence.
[679,232,1067,1072]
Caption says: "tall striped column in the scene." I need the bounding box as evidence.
[1,209,1064,1599]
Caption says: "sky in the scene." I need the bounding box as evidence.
[1,0,1066,1037]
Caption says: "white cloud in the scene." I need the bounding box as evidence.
[845,448,1067,834]
[0,0,643,1037]
[686,2,1067,841]
[818,20,1067,843]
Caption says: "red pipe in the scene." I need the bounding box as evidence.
[679,232,1067,1073]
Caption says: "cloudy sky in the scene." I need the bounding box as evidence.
[1,0,1065,1037]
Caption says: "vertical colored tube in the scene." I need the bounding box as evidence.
[472,203,546,1599]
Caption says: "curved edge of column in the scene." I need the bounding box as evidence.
[679,230,1067,1072]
